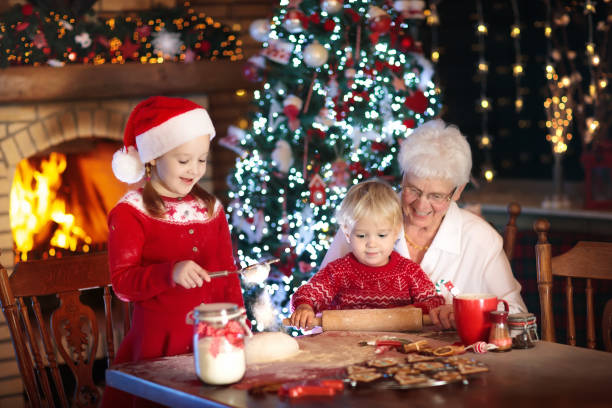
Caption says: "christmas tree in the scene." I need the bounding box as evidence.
[222,0,441,333]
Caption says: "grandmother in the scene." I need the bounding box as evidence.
[321,119,527,328]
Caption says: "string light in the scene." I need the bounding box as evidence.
[475,0,493,181]
[510,0,523,115]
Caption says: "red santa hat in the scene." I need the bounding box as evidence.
[112,96,216,183]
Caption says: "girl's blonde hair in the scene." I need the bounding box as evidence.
[336,179,402,233]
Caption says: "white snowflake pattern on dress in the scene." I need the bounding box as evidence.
[120,190,221,224]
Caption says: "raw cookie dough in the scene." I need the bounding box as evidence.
[245,332,299,364]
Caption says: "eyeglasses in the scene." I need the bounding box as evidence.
[402,184,457,205]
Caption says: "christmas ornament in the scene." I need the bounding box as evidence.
[309,174,327,205]
[249,19,271,42]
[271,140,294,173]
[219,125,247,156]
[75,32,92,48]
[283,95,303,131]
[184,49,196,63]
[119,38,140,60]
[243,55,266,82]
[405,90,429,114]
[47,59,65,67]
[315,108,334,127]
[152,29,183,58]
[399,35,415,52]
[60,19,74,31]
[392,74,407,92]
[331,159,350,188]
[321,0,343,14]
[262,38,295,65]
[394,0,426,19]
[284,9,306,33]
[367,6,391,34]
[303,40,328,67]
[410,53,435,91]
[232,208,267,244]
[32,32,48,49]
[136,26,152,38]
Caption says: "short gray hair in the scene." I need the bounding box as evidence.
[398,119,472,186]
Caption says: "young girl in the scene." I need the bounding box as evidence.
[102,96,244,407]
[289,179,444,329]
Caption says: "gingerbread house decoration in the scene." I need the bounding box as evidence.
[309,174,327,205]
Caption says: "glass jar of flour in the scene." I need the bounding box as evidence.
[186,303,252,385]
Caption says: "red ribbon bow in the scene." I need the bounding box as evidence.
[196,320,245,357]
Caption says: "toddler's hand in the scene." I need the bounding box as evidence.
[290,304,315,329]
[172,260,211,289]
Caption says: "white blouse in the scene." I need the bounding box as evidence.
[321,202,528,314]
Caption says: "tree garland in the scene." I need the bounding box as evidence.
[0,1,242,68]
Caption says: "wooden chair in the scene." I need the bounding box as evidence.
[0,252,131,407]
[534,219,612,351]
[503,202,521,261]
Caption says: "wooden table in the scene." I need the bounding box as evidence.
[105,331,612,408]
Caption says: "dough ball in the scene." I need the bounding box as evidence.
[245,332,299,364]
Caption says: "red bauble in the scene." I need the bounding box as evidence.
[400,35,414,51]
[405,91,428,114]
[369,16,391,33]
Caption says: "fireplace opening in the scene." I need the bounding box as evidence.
[10,139,127,261]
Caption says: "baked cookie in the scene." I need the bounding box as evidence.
[405,353,436,362]
[367,357,401,368]
[348,371,383,383]
[412,361,445,371]
[386,364,420,375]
[431,370,464,382]
[457,363,489,375]
[394,372,429,386]
[346,365,377,375]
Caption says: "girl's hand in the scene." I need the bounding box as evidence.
[172,260,211,289]
[429,304,455,329]
[290,304,315,329]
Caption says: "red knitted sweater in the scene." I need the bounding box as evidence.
[291,251,445,313]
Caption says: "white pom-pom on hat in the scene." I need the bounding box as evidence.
[112,146,145,184]
[112,96,216,183]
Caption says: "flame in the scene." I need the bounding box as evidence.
[10,153,92,261]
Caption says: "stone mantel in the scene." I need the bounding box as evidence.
[0,60,249,104]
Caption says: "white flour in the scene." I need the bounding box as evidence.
[195,337,246,385]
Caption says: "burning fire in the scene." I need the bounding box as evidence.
[10,152,92,261]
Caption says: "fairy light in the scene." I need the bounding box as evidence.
[427,1,441,70]
[476,0,493,181]
[510,0,524,114]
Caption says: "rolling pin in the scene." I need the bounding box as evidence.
[282,306,433,332]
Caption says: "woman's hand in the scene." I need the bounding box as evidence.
[172,260,211,289]
[429,304,455,329]
[290,304,315,329]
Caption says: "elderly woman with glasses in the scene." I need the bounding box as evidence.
[321,119,527,328]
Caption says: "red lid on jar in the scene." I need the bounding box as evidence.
[490,310,508,323]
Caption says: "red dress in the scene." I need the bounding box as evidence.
[101,190,243,408]
[291,251,444,313]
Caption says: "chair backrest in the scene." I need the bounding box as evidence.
[534,219,612,351]
[503,202,521,261]
[0,252,131,408]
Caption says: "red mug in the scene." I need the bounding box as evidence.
[453,293,509,346]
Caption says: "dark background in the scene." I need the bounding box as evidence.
[434,0,592,182]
